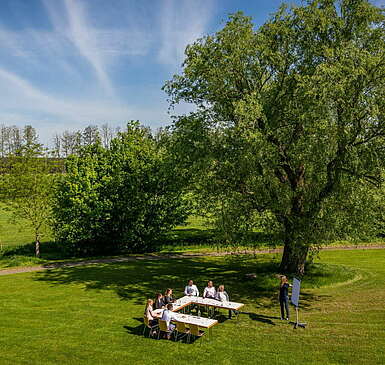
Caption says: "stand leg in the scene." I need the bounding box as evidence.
[293,306,306,329]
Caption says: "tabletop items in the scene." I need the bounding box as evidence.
[155,295,244,329]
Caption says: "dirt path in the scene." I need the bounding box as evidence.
[1,244,385,276]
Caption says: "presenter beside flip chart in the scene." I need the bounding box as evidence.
[279,276,292,320]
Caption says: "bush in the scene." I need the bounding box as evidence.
[52,122,188,255]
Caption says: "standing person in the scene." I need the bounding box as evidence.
[184,280,199,296]
[161,303,176,339]
[279,276,292,320]
[154,293,165,310]
[163,288,175,304]
[203,280,216,299]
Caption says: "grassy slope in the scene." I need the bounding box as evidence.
[0,249,384,365]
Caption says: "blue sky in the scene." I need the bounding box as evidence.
[0,0,383,145]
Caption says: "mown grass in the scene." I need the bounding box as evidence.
[0,249,384,365]
[1,204,384,270]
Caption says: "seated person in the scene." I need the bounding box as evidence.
[144,299,160,330]
[154,292,165,310]
[161,303,176,339]
[215,285,229,302]
[163,288,175,304]
[203,280,216,299]
[216,285,233,318]
[184,279,199,296]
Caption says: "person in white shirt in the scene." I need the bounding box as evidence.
[215,285,233,319]
[215,284,229,302]
[161,303,176,338]
[203,280,216,299]
[184,280,199,296]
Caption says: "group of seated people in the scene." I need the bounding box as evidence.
[185,280,230,302]
[144,280,232,338]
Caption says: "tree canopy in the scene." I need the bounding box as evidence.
[163,0,385,274]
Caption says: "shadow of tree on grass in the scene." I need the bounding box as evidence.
[33,255,330,313]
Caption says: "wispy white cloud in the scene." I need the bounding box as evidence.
[0,67,130,123]
[0,27,81,79]
[40,0,153,96]
[60,0,115,94]
[0,0,214,144]
[158,0,215,67]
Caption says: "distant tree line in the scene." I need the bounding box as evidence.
[0,123,120,158]
[0,124,43,157]
[51,123,120,158]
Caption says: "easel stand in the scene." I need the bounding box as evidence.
[293,306,306,329]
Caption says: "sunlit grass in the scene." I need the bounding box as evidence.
[0,250,384,364]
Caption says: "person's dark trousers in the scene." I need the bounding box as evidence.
[228,310,239,319]
[280,296,290,320]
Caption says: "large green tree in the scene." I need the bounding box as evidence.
[163,0,385,274]
[52,122,188,255]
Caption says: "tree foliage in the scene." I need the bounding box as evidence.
[0,154,54,257]
[52,122,188,255]
[163,0,385,274]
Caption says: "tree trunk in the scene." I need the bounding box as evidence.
[35,239,40,258]
[279,240,309,276]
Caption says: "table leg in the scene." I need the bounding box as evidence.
[209,326,212,342]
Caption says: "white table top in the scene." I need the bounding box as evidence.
[173,312,218,328]
[153,308,217,328]
[174,295,244,311]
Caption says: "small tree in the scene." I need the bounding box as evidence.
[1,155,54,257]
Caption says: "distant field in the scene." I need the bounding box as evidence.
[0,249,384,364]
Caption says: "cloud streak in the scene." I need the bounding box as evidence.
[158,0,215,67]
[0,67,130,123]
[0,0,216,144]
[63,0,115,94]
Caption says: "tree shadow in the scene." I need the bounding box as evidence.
[1,240,72,260]
[33,256,323,312]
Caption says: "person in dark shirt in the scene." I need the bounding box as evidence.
[154,292,165,310]
[163,288,175,305]
[279,276,292,320]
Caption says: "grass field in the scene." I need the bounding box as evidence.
[0,249,384,365]
[1,203,384,271]
[0,203,52,248]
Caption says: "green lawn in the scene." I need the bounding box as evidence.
[0,249,384,365]
[0,203,52,248]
